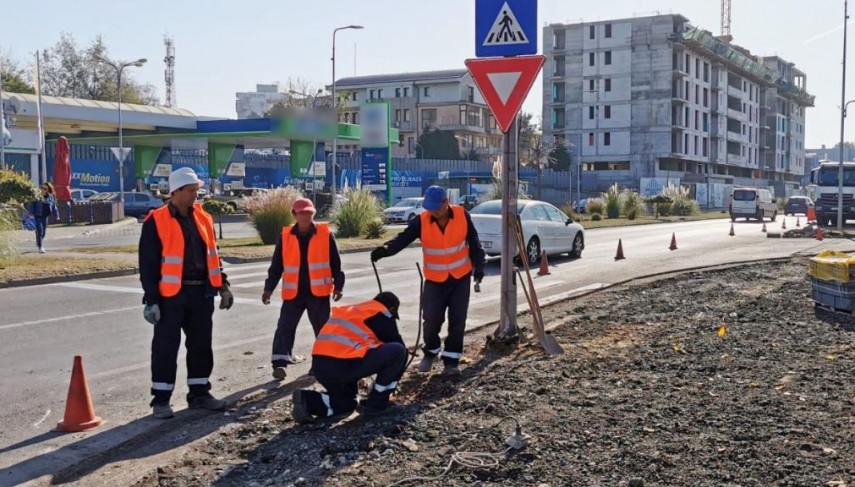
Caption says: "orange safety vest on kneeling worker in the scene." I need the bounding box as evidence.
[148,203,223,298]
[312,300,391,359]
[281,223,334,300]
[420,205,472,283]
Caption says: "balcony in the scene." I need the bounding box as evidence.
[436,115,489,133]
[392,121,414,132]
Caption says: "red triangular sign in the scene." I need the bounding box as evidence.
[465,55,544,133]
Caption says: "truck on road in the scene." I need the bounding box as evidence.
[810,160,855,226]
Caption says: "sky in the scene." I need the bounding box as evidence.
[1,0,849,148]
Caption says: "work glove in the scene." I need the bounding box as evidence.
[219,285,234,310]
[474,270,484,284]
[371,246,389,262]
[143,304,161,325]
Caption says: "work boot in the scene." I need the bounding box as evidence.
[291,390,313,424]
[417,355,436,373]
[272,367,287,381]
[442,364,462,377]
[188,392,227,411]
[152,403,174,419]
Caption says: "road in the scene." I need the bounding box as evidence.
[1,216,852,486]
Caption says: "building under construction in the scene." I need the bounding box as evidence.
[543,13,814,203]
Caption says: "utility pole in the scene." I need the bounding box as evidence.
[839,0,849,231]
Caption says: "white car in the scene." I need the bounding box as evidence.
[70,189,99,201]
[470,199,585,265]
[383,197,425,224]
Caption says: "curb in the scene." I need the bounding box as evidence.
[221,243,422,264]
[80,217,139,237]
[0,268,139,289]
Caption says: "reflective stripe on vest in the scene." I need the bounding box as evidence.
[280,223,334,300]
[150,203,223,297]
[312,300,390,359]
[420,205,473,282]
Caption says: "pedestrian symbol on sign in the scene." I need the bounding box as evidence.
[483,2,528,46]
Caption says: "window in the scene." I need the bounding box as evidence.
[421,108,437,129]
[703,62,709,82]
[544,204,568,223]
[408,137,414,153]
[695,59,700,79]
[695,85,699,104]
[377,89,383,99]
[589,52,595,66]
[589,106,595,119]
[351,92,357,101]
[694,110,699,130]
[468,86,475,102]
[604,105,611,119]
[423,87,431,97]
[554,56,566,76]
[684,134,689,154]
[403,87,409,97]
[605,24,612,38]
[685,54,691,75]
[605,78,611,92]
[589,25,595,39]
[529,205,550,222]
[395,109,401,122]
[589,79,595,91]
[403,109,410,122]
[604,132,611,146]
[685,106,689,127]
[703,112,709,132]
[703,137,709,157]
[703,88,709,107]
[351,113,358,124]
[395,88,401,98]
[694,135,699,155]
[589,132,595,145]
[604,51,612,65]
[369,89,375,100]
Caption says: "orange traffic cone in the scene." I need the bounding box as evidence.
[537,250,551,276]
[729,223,735,236]
[56,356,103,432]
[796,217,801,227]
[816,226,824,241]
[782,219,787,230]
[761,222,767,233]
[614,239,626,260]
[669,233,678,251]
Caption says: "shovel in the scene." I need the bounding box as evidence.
[512,215,564,356]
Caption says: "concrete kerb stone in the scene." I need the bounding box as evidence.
[0,268,139,289]
[221,243,423,265]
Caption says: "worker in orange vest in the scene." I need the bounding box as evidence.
[371,186,485,376]
[291,292,406,422]
[262,197,344,380]
[139,168,234,419]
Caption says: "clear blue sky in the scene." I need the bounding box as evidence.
[1,0,847,148]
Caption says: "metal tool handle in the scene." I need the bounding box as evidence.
[372,260,383,293]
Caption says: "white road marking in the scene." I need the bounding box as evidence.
[32,409,51,428]
[51,282,265,307]
[0,306,140,331]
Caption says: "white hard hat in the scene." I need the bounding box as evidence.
[169,167,205,194]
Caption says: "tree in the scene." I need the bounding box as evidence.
[417,129,463,160]
[549,143,573,172]
[0,56,34,94]
[519,131,558,200]
[39,33,158,105]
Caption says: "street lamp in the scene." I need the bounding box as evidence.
[331,25,364,199]
[93,54,147,204]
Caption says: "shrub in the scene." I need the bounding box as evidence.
[591,213,602,221]
[202,199,234,215]
[622,190,645,218]
[626,206,640,220]
[243,187,301,244]
[0,170,38,204]
[364,220,385,239]
[0,204,20,264]
[662,183,699,216]
[658,202,673,216]
[602,184,622,219]
[776,197,786,211]
[331,188,382,238]
[586,198,605,215]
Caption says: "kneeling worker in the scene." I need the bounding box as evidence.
[291,292,406,423]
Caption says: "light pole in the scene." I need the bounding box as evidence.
[838,0,850,231]
[331,25,363,199]
[94,54,147,203]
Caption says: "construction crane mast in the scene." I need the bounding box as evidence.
[164,35,176,108]
[720,0,733,42]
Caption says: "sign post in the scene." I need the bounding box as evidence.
[469,0,541,340]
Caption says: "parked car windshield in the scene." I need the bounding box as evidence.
[470,200,525,215]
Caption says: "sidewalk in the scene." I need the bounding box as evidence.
[13,218,140,245]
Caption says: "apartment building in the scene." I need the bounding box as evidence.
[235,84,291,119]
[333,70,502,159]
[543,14,813,198]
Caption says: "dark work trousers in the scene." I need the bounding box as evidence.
[271,293,330,368]
[150,285,215,406]
[422,274,471,366]
[35,216,49,248]
[303,342,407,417]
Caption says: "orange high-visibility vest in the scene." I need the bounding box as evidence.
[420,205,472,283]
[281,223,334,300]
[312,300,391,359]
[148,203,223,298]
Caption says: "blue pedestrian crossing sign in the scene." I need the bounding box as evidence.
[475,0,537,57]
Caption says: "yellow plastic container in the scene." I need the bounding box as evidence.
[808,250,855,283]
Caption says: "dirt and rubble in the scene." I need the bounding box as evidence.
[122,258,855,487]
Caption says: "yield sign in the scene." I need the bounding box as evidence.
[110,147,131,163]
[465,55,544,133]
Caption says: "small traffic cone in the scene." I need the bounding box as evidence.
[729,222,735,236]
[614,239,626,260]
[56,356,103,432]
[669,233,678,251]
[761,222,767,233]
[537,250,551,276]
[796,217,801,227]
[816,226,824,241]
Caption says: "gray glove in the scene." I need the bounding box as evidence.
[143,304,161,325]
[219,285,234,310]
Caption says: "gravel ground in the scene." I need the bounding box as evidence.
[127,259,855,487]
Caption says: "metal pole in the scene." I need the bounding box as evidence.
[331,30,338,200]
[118,67,125,204]
[496,115,519,339]
[37,51,47,184]
[0,60,5,171]
[839,0,849,231]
